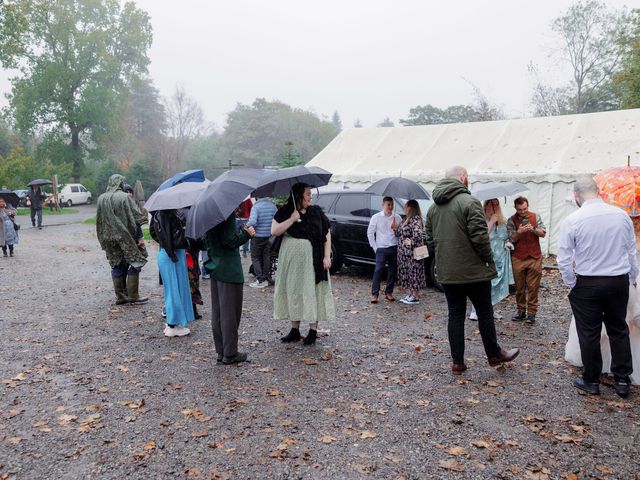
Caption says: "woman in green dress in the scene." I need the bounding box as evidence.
[272,183,336,345]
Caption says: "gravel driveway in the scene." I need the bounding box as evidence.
[0,216,638,479]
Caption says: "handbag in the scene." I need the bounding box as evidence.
[12,219,20,231]
[269,235,283,257]
[413,245,429,260]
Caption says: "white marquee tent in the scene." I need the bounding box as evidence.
[307,109,640,255]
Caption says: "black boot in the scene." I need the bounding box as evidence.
[281,327,301,343]
[193,303,202,320]
[303,329,317,345]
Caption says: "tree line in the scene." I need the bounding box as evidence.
[1,0,640,194]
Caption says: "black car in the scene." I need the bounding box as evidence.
[313,189,443,291]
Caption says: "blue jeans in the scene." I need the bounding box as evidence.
[30,208,42,227]
[371,246,397,296]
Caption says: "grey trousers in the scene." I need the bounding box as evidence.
[210,278,243,359]
[250,236,271,282]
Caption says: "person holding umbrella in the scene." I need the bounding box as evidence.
[0,197,19,257]
[395,199,426,304]
[204,207,255,363]
[273,182,336,345]
[27,182,47,229]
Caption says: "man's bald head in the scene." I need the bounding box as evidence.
[445,166,469,187]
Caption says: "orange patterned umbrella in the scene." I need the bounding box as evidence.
[594,166,640,217]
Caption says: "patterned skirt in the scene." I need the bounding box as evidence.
[273,236,336,324]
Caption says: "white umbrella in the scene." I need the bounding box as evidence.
[144,180,210,212]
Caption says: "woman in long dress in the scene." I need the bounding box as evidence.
[469,198,514,320]
[272,183,335,345]
[396,199,426,305]
[565,217,640,384]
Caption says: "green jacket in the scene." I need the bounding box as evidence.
[204,214,250,284]
[425,178,496,284]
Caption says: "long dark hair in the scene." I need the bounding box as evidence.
[287,182,310,211]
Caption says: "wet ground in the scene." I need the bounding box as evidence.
[1,208,638,479]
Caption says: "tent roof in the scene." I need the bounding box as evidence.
[307,109,640,184]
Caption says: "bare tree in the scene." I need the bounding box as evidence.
[164,86,207,175]
[550,0,628,113]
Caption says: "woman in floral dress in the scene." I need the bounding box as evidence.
[396,200,426,305]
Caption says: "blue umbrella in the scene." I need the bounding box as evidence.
[157,169,206,191]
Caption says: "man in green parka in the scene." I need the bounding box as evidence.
[426,166,520,376]
[205,212,255,364]
[96,174,149,305]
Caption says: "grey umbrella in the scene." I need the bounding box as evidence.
[365,177,431,200]
[471,182,528,202]
[252,166,332,197]
[186,168,269,239]
[27,178,52,187]
[144,180,210,212]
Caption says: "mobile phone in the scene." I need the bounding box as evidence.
[521,217,529,225]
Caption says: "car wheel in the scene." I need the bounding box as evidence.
[430,260,444,292]
[66,199,73,207]
[329,242,343,274]
[86,196,92,205]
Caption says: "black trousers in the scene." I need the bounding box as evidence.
[371,246,397,295]
[250,236,271,282]
[568,274,632,383]
[442,281,502,364]
[210,278,243,359]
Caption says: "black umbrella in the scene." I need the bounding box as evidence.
[186,168,269,239]
[0,189,20,208]
[471,182,528,202]
[252,166,332,197]
[27,178,52,187]
[365,177,431,200]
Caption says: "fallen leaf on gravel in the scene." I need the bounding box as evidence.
[595,465,614,475]
[606,401,632,409]
[570,425,589,434]
[424,312,433,320]
[446,446,467,456]
[561,473,579,480]
[522,415,546,423]
[375,408,388,415]
[321,351,333,361]
[267,389,280,397]
[181,408,212,422]
[7,437,22,445]
[192,431,209,438]
[116,365,129,373]
[417,399,430,406]
[438,459,465,472]
[33,421,52,433]
[185,468,202,478]
[57,414,78,425]
[12,372,27,381]
[318,434,337,443]
[302,358,318,365]
[144,440,156,450]
[414,345,423,353]
[257,367,274,372]
[352,464,371,473]
[524,467,551,480]
[119,399,145,410]
[77,413,102,433]
[359,431,376,439]
[224,448,236,453]
[385,454,402,463]
[470,439,492,449]
[505,440,519,447]
[554,434,581,444]
[97,386,109,393]
[322,407,336,415]
[466,398,480,404]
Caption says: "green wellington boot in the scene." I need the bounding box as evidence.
[126,274,149,304]
[112,276,129,305]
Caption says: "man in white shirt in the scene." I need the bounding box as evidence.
[557,176,638,398]
[367,196,402,303]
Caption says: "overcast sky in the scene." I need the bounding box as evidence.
[1,0,639,129]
